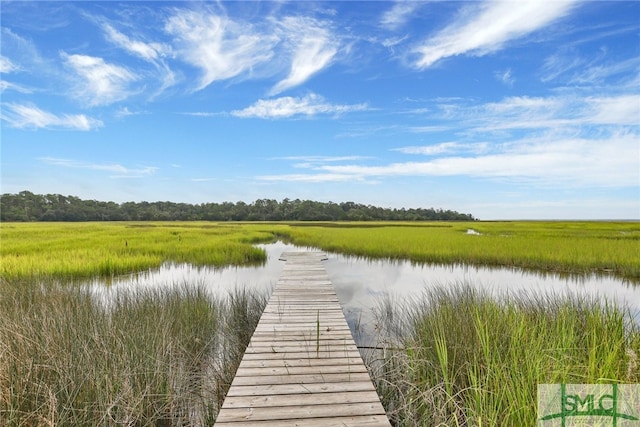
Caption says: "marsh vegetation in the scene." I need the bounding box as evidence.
[366,284,640,426]
[0,279,267,425]
[2,221,638,282]
[1,221,638,425]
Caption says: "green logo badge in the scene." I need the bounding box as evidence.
[538,384,640,426]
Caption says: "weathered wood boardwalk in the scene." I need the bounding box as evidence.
[215,252,391,426]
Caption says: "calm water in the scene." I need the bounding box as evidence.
[88,241,640,344]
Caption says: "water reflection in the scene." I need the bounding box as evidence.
[86,241,639,345]
[86,241,294,297]
[324,251,640,344]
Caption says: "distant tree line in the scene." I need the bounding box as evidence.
[0,191,476,222]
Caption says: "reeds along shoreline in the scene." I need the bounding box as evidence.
[0,222,276,281]
[2,221,639,424]
[3,279,637,426]
[0,279,268,426]
[365,283,640,426]
[2,221,639,282]
[279,221,640,282]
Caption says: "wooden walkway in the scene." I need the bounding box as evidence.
[215,252,391,426]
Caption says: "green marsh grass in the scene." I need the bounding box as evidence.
[281,221,640,281]
[0,278,267,426]
[0,222,281,280]
[3,221,638,281]
[2,220,639,424]
[368,283,640,426]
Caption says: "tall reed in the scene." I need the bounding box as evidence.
[368,283,640,426]
[3,221,638,281]
[0,278,267,426]
[0,222,275,281]
[281,221,640,281]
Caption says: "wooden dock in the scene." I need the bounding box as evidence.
[215,252,391,426]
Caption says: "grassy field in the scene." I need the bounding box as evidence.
[2,221,639,281]
[368,284,640,426]
[278,221,640,282]
[0,222,281,280]
[1,220,639,425]
[0,279,268,425]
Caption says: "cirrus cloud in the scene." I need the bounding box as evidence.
[165,9,278,91]
[1,103,102,130]
[0,55,18,73]
[260,132,638,188]
[380,1,422,30]
[61,52,138,106]
[40,157,157,178]
[269,16,339,95]
[231,93,368,118]
[101,23,176,96]
[102,23,170,62]
[394,142,490,156]
[413,0,576,68]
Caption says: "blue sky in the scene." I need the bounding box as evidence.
[1,1,638,219]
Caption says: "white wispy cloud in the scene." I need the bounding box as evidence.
[96,8,341,95]
[191,178,216,182]
[0,55,18,73]
[114,107,148,119]
[495,68,515,86]
[406,125,451,133]
[394,142,490,156]
[262,132,637,188]
[102,23,170,62]
[269,16,339,95]
[165,9,278,91]
[61,53,137,106]
[1,28,45,69]
[540,50,585,82]
[101,23,176,94]
[273,155,370,163]
[472,94,640,131]
[540,21,639,83]
[413,0,576,69]
[178,111,224,117]
[382,35,409,53]
[273,155,372,169]
[570,57,640,86]
[540,48,640,86]
[40,157,157,178]
[0,57,28,93]
[380,1,422,30]
[584,95,640,126]
[0,81,33,94]
[1,103,102,130]
[258,172,367,183]
[259,86,639,188]
[231,93,368,119]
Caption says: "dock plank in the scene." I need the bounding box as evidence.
[224,381,381,397]
[215,401,385,422]
[214,252,390,426]
[214,415,390,427]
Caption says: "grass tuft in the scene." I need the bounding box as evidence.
[367,283,640,426]
[0,278,267,426]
